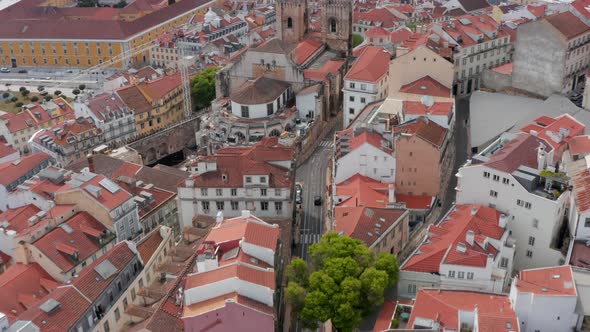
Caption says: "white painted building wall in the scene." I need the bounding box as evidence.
[0,149,19,164]
[343,76,388,126]
[184,276,274,306]
[334,143,396,185]
[509,279,579,332]
[456,162,567,270]
[242,241,275,266]
[296,88,320,120]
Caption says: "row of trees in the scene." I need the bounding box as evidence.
[286,233,399,331]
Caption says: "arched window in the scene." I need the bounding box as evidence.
[287,17,293,29]
[330,18,337,33]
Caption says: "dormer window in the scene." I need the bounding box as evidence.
[260,176,266,183]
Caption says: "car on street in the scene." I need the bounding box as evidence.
[295,183,303,204]
[17,69,27,74]
[0,67,10,73]
[314,195,322,206]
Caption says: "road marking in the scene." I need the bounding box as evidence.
[319,141,333,147]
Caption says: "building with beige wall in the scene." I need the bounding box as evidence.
[394,116,449,197]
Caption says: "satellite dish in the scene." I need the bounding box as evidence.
[421,95,434,107]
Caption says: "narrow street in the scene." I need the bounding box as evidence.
[295,139,333,262]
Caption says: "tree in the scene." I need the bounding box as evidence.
[37,86,44,92]
[113,0,126,8]
[20,90,30,98]
[352,34,364,48]
[286,232,400,331]
[191,66,220,110]
[19,86,26,92]
[44,95,53,101]
[2,92,9,99]
[10,97,17,102]
[78,84,86,91]
[30,96,39,102]
[15,102,23,107]
[54,90,62,96]
[72,89,80,96]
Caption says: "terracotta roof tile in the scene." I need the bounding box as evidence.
[185,263,275,290]
[520,114,585,150]
[403,101,453,116]
[484,133,551,173]
[294,38,324,65]
[345,46,390,83]
[0,142,17,159]
[545,11,590,39]
[517,265,576,296]
[408,289,518,332]
[568,135,590,156]
[229,76,291,105]
[136,227,164,263]
[399,75,451,98]
[0,204,42,235]
[394,117,448,148]
[116,85,152,114]
[334,206,406,248]
[0,152,52,187]
[402,205,505,273]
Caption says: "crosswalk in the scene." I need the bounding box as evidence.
[319,140,333,148]
[301,233,322,244]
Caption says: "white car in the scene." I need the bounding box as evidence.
[0,67,10,73]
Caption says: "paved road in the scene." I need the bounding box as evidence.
[295,139,333,262]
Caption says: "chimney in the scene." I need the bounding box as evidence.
[466,230,475,246]
[537,143,546,171]
[241,210,251,218]
[87,154,95,173]
[470,206,478,216]
[388,184,395,204]
[498,213,508,228]
[456,242,467,254]
[215,211,223,224]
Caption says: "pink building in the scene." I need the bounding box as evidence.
[394,117,448,197]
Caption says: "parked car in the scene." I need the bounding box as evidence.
[295,183,303,204]
[314,195,322,206]
[17,69,27,74]
[0,67,10,73]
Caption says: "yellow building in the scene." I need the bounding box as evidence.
[116,73,185,134]
[0,0,221,69]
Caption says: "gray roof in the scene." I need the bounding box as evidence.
[470,91,583,149]
[230,76,291,105]
[251,38,295,55]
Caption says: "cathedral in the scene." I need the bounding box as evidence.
[208,0,353,148]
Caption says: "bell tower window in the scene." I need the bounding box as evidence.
[329,18,337,33]
[287,17,293,29]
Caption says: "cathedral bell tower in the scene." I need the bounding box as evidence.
[320,0,353,56]
[276,0,309,44]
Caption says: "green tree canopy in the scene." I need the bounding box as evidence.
[286,232,399,331]
[191,66,220,110]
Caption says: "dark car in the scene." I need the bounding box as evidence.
[314,195,322,206]
[17,69,27,74]
[295,183,303,204]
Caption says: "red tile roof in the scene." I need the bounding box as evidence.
[520,114,585,150]
[492,62,513,75]
[1,98,74,133]
[185,262,275,290]
[403,101,453,116]
[188,138,293,188]
[395,193,434,210]
[484,133,551,173]
[572,0,590,19]
[394,117,448,148]
[516,265,576,296]
[58,173,132,210]
[86,93,130,122]
[336,128,393,158]
[569,135,590,156]
[545,11,590,39]
[138,73,182,101]
[373,300,397,332]
[32,212,110,273]
[303,59,345,81]
[0,142,17,159]
[206,214,280,251]
[334,206,406,248]
[294,38,324,65]
[354,8,403,29]
[0,204,41,234]
[345,46,390,83]
[0,263,59,323]
[569,157,590,213]
[365,26,391,38]
[389,27,413,44]
[136,226,164,263]
[399,75,451,98]
[527,4,546,18]
[0,152,52,187]
[72,242,136,302]
[407,289,518,332]
[402,205,505,273]
[116,85,152,114]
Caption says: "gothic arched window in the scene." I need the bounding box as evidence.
[287,17,293,29]
[329,18,337,33]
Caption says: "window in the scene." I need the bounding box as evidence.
[585,218,590,227]
[241,105,249,118]
[201,188,208,196]
[202,201,210,211]
[350,82,355,89]
[349,96,355,102]
[260,176,266,183]
[231,188,237,196]
[458,271,465,279]
[246,177,252,183]
[526,250,533,258]
[483,171,490,178]
[467,272,474,280]
[502,178,509,184]
[448,270,456,278]
[525,202,532,209]
[287,17,293,29]
[115,308,120,321]
[261,188,267,196]
[489,190,498,198]
[260,201,269,210]
[231,201,239,210]
[275,201,283,212]
[216,201,224,210]
[500,257,509,268]
[528,236,535,246]
[517,199,523,206]
[361,84,367,91]
[492,174,500,181]
[275,188,281,196]
[216,189,222,196]
[330,18,337,33]
[267,103,274,116]
[361,97,366,103]
[123,298,128,310]
[407,284,417,294]
[104,321,110,332]
[349,108,355,115]
[533,219,539,228]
